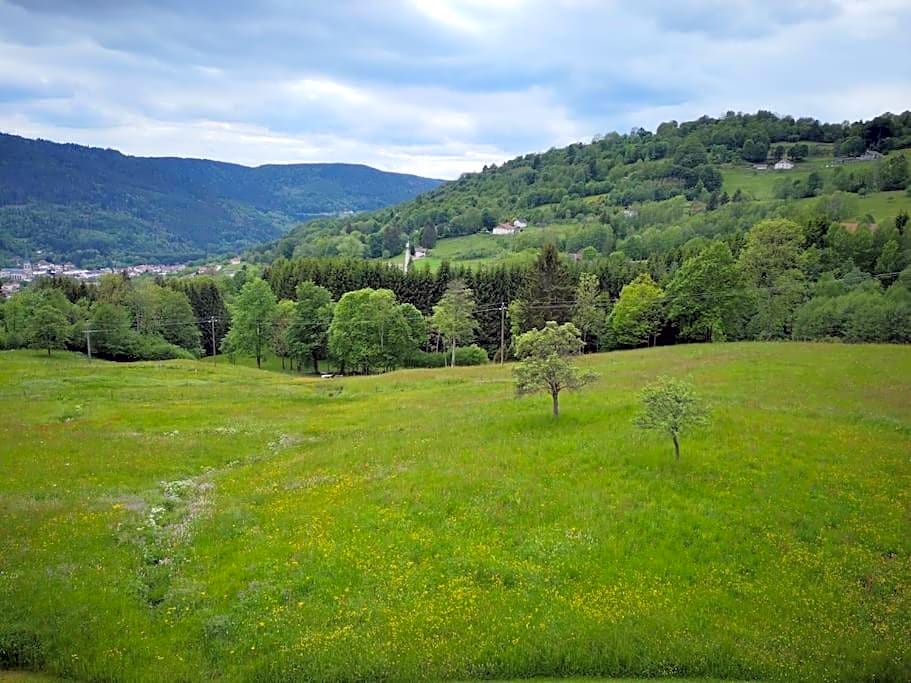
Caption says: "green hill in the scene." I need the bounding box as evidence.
[2,343,909,681]
[0,132,442,267]
[384,144,911,273]
[260,111,911,265]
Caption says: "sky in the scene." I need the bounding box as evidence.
[0,1,909,179]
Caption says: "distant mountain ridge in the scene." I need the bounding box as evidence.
[0,132,442,266]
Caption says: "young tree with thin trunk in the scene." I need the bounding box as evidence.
[272,299,296,370]
[431,280,478,367]
[513,321,597,417]
[634,376,708,461]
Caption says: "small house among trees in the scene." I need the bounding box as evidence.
[492,219,526,235]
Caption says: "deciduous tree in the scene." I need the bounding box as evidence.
[287,282,333,373]
[513,321,597,418]
[222,278,277,369]
[634,376,708,461]
[328,288,419,374]
[572,272,609,351]
[431,280,478,366]
[156,287,201,354]
[272,299,296,370]
[667,242,748,342]
[610,273,665,347]
[28,304,69,356]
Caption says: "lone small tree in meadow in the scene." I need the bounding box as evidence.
[513,321,598,418]
[634,376,707,461]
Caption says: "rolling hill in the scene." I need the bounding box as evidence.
[0,133,442,266]
[259,111,911,265]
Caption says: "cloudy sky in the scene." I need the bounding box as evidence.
[1,1,909,178]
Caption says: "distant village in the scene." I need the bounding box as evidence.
[0,257,243,297]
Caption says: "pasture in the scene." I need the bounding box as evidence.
[1,343,909,681]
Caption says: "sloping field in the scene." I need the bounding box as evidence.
[0,343,909,681]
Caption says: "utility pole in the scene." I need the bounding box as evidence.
[85,329,93,361]
[499,301,506,364]
[209,317,217,365]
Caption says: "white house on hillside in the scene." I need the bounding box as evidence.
[774,158,794,170]
[493,219,527,235]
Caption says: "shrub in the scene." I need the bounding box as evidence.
[407,344,489,368]
[132,335,196,361]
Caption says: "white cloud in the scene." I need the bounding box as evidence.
[0,0,908,178]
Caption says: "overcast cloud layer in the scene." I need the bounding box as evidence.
[1,0,909,178]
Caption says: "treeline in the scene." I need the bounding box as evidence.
[3,210,910,367]
[261,209,911,356]
[0,274,230,361]
[259,110,911,261]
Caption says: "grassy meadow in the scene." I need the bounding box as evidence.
[1,343,910,681]
[387,232,538,271]
[390,222,597,271]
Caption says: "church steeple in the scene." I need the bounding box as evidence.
[403,239,412,273]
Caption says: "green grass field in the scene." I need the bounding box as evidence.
[390,222,592,271]
[1,343,910,681]
[389,232,539,271]
[721,150,910,207]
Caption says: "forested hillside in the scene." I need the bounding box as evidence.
[0,133,441,266]
[4,111,911,369]
[260,111,911,261]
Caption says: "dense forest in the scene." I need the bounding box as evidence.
[0,133,441,266]
[259,110,911,261]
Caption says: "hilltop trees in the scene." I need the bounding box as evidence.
[222,278,277,369]
[513,321,597,417]
[431,280,478,366]
[241,110,911,262]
